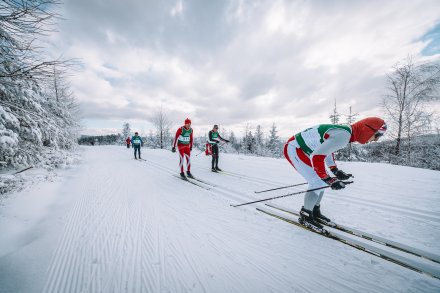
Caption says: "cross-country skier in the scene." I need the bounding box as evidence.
[172,118,194,179]
[126,136,131,149]
[131,132,143,159]
[207,125,229,172]
[284,117,387,228]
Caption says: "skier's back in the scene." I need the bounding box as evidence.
[284,117,387,228]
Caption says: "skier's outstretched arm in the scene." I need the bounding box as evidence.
[218,134,229,143]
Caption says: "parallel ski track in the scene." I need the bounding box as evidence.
[43,158,164,293]
[144,159,257,206]
[265,203,440,264]
[171,174,211,190]
[257,206,440,281]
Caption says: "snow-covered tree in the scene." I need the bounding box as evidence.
[266,122,282,157]
[383,57,440,158]
[254,125,264,156]
[0,0,73,86]
[151,107,172,149]
[121,122,131,143]
[228,131,240,153]
[0,0,79,170]
[329,99,341,124]
[344,106,359,160]
[241,124,254,154]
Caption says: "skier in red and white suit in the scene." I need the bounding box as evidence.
[172,118,194,179]
[284,117,387,228]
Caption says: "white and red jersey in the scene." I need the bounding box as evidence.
[285,124,352,179]
[173,126,193,148]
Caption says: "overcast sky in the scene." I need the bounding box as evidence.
[48,0,440,137]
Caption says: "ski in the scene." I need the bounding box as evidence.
[188,176,217,187]
[265,203,440,264]
[257,206,440,280]
[172,174,211,190]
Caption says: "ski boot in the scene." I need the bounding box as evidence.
[215,167,222,172]
[313,205,331,223]
[299,207,323,229]
[186,171,194,179]
[211,168,218,172]
[180,172,187,179]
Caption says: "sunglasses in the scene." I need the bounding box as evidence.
[374,132,384,139]
[366,123,387,140]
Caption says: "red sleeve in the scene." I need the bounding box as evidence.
[173,127,182,148]
[190,129,193,148]
[311,154,329,179]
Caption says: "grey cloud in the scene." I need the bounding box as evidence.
[52,0,440,134]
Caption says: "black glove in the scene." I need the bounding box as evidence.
[172,147,176,153]
[225,140,230,143]
[323,176,345,190]
[331,167,352,180]
[190,147,192,151]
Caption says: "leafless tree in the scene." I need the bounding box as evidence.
[383,57,440,157]
[152,107,172,149]
[0,0,76,85]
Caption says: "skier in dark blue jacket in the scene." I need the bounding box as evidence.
[131,132,143,159]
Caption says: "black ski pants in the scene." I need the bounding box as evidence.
[211,144,219,168]
[133,144,141,158]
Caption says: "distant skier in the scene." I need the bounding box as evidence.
[126,136,131,149]
[131,132,143,159]
[172,118,194,179]
[284,117,387,228]
[207,125,229,172]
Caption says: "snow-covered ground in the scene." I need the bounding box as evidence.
[0,145,439,293]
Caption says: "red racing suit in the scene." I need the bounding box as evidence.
[173,126,193,173]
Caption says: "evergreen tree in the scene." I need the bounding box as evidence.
[147,130,155,148]
[329,99,341,124]
[266,122,281,157]
[344,106,358,160]
[254,125,264,156]
[228,131,240,153]
[122,122,131,143]
[242,124,255,154]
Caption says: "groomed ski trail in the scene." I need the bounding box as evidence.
[2,146,439,293]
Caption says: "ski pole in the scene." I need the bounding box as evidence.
[195,149,204,156]
[231,181,353,207]
[254,182,308,194]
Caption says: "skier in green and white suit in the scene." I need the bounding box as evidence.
[207,125,229,172]
[284,117,387,228]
